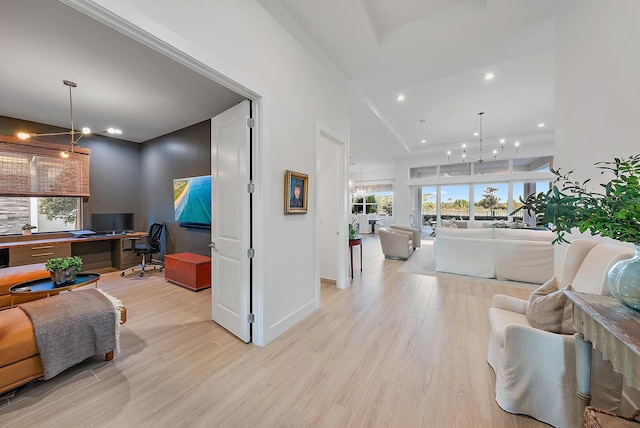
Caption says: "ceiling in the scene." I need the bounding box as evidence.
[259,0,561,171]
[0,0,560,171]
[0,0,245,144]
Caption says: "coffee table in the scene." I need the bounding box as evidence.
[9,273,101,308]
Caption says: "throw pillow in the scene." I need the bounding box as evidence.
[526,277,576,334]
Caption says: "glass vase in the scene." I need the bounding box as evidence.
[608,244,640,312]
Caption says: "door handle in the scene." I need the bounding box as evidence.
[208,242,216,249]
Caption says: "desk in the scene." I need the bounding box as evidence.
[349,238,362,279]
[0,233,146,270]
[565,290,640,421]
[10,272,100,307]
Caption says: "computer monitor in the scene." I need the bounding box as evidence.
[91,213,134,234]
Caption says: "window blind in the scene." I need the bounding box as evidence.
[0,135,90,197]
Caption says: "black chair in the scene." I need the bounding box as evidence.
[121,222,165,277]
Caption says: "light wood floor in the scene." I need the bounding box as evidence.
[0,235,548,427]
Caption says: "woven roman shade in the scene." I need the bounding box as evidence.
[0,134,90,197]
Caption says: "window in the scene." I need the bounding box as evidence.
[351,184,393,215]
[421,186,437,225]
[474,183,508,220]
[440,185,470,220]
[0,196,81,235]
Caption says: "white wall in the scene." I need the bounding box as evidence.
[555,0,640,412]
[555,0,640,181]
[81,0,349,345]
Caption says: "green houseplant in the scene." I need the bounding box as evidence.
[21,223,36,236]
[45,256,83,285]
[513,154,640,310]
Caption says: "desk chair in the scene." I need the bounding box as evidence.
[121,222,165,277]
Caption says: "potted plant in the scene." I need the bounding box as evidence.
[45,256,83,285]
[512,154,640,310]
[21,223,36,236]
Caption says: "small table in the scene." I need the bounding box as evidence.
[368,217,384,233]
[349,238,362,279]
[9,273,101,308]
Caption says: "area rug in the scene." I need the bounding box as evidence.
[398,240,437,276]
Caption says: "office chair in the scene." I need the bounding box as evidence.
[121,222,165,277]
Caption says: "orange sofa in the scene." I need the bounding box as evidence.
[0,265,126,396]
[0,263,50,310]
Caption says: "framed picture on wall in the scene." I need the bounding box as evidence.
[284,170,308,214]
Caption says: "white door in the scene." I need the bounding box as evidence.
[211,100,251,342]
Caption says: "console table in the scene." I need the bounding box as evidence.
[349,238,362,279]
[565,289,640,422]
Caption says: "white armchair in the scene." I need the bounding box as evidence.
[356,213,371,234]
[390,224,421,248]
[378,227,413,260]
[487,239,635,428]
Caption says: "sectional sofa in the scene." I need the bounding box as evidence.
[434,227,555,284]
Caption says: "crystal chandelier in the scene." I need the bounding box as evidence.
[447,112,519,163]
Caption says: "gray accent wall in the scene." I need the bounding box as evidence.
[1,115,212,258]
[140,120,211,257]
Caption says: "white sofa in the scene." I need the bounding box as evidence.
[487,239,634,428]
[434,227,555,284]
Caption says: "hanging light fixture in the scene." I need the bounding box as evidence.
[17,80,91,156]
[447,112,519,164]
[353,168,370,197]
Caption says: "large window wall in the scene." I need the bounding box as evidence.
[414,156,554,226]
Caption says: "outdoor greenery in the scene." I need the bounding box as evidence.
[39,197,78,225]
[512,154,640,244]
[45,256,83,272]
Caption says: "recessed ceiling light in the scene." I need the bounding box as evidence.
[421,139,427,144]
[484,72,495,81]
[500,138,505,143]
[538,122,545,128]
[106,128,122,135]
[397,94,405,102]
[473,132,479,136]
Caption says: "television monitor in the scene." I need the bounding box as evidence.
[91,213,134,234]
[174,175,212,229]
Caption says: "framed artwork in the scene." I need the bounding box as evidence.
[284,170,308,214]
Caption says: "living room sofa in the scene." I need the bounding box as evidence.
[434,227,555,283]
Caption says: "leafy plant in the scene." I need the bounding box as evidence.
[348,223,359,240]
[22,223,36,231]
[512,154,640,244]
[45,256,83,272]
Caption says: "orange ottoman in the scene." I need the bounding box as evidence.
[164,252,211,291]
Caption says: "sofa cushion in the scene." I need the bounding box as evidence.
[493,228,555,242]
[526,277,575,334]
[436,227,493,238]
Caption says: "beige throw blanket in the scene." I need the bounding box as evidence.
[20,288,122,380]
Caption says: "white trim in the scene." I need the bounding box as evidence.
[62,0,267,346]
[316,123,348,291]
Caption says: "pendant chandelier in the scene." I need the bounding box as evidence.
[447,112,519,164]
[17,80,91,157]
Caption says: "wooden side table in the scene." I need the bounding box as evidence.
[349,238,362,279]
